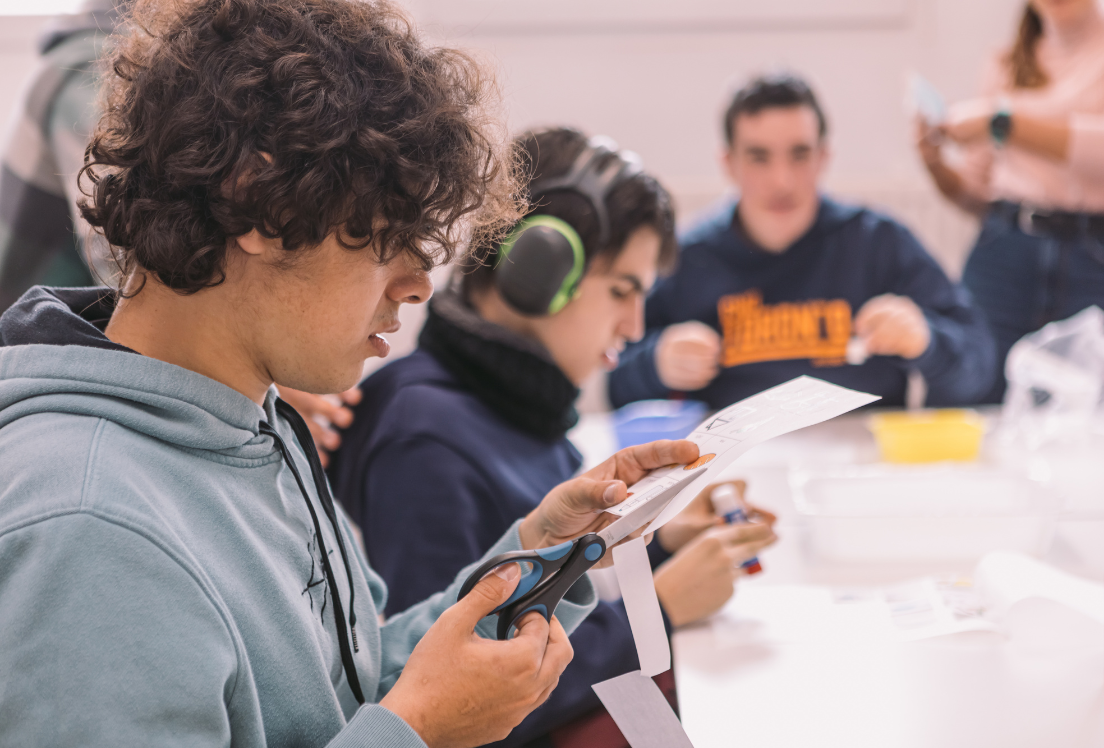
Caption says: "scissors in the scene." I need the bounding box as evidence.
[459,471,701,640]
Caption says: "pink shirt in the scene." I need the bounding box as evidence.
[970,15,1104,212]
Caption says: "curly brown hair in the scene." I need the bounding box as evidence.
[79,0,520,293]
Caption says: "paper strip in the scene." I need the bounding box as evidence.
[593,670,695,748]
[613,536,670,677]
[605,377,880,534]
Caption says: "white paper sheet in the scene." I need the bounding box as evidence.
[592,670,695,748]
[613,536,670,676]
[832,578,999,642]
[907,71,947,124]
[976,551,1104,625]
[606,377,879,535]
[737,554,1104,645]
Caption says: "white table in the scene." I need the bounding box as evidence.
[568,411,1104,748]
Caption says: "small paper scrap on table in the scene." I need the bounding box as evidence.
[593,376,879,747]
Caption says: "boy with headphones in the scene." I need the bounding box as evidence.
[328,127,778,747]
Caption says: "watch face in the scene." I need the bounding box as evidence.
[990,112,1012,143]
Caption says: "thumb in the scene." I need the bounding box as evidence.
[452,562,522,629]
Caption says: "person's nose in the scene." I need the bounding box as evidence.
[390,268,433,306]
[618,295,646,343]
[768,159,795,193]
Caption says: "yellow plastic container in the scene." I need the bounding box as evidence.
[869,409,985,464]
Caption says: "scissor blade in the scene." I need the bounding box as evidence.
[598,471,702,547]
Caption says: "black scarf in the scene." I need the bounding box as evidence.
[418,288,580,441]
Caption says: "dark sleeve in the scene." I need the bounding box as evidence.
[647,536,673,569]
[608,272,685,407]
[0,167,79,312]
[360,437,506,617]
[0,46,98,312]
[882,224,998,406]
[608,330,668,408]
[490,600,642,748]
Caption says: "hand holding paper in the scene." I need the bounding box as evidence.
[608,376,881,536]
[470,376,879,746]
[517,438,700,562]
[592,378,880,748]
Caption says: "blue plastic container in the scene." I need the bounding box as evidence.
[611,399,710,450]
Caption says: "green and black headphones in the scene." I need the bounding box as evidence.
[494,137,642,316]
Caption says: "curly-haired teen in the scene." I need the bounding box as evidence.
[0,2,699,746]
[330,127,778,746]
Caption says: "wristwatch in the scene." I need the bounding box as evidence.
[989,101,1013,146]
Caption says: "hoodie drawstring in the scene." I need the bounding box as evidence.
[259,398,365,705]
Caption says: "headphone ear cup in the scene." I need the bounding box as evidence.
[495,225,580,316]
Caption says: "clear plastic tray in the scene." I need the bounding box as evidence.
[790,464,1058,563]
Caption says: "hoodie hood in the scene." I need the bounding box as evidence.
[0,286,271,456]
[679,195,864,269]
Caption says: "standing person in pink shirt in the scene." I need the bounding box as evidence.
[918,0,1104,402]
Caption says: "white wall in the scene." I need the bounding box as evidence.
[406,0,1025,268]
[405,0,1025,375]
[0,1,1028,379]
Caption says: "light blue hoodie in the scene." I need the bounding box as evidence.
[0,287,597,747]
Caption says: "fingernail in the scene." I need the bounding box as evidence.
[603,482,620,505]
[494,563,520,582]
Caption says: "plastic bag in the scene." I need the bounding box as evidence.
[1001,306,1104,448]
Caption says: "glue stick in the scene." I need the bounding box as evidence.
[710,484,763,575]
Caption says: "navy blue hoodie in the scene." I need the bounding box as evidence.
[329,289,672,748]
[610,197,997,409]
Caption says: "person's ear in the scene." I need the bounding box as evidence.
[233,228,277,257]
[813,139,831,179]
[719,146,740,186]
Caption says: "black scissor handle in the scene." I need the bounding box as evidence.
[458,534,607,640]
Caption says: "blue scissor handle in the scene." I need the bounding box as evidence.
[458,533,607,640]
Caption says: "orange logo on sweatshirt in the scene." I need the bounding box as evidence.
[717,291,852,367]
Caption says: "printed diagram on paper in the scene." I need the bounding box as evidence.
[605,376,881,534]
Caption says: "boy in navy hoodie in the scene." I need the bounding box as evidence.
[329,128,778,747]
[610,74,997,409]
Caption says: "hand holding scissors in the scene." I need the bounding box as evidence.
[460,468,701,640]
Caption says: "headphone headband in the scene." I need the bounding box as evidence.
[530,136,643,250]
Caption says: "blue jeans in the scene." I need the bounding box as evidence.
[962,209,1104,403]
